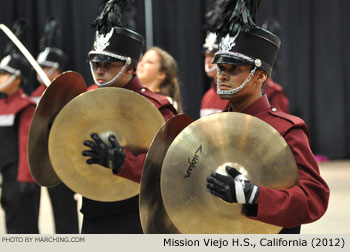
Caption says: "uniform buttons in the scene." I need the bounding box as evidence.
[272,107,277,112]
[21,94,26,98]
[141,88,146,92]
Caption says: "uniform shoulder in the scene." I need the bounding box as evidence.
[269,107,305,126]
[268,107,310,140]
[18,92,36,108]
[31,84,46,97]
[271,82,284,92]
[1,92,36,115]
[140,88,178,115]
[140,87,170,106]
[87,84,98,91]
[264,79,284,93]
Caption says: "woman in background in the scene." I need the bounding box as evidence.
[137,47,183,113]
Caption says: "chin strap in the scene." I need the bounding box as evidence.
[216,66,257,95]
[89,57,131,88]
[0,73,19,90]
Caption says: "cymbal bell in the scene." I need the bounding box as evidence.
[28,71,87,187]
[160,112,298,233]
[48,87,165,202]
[140,114,194,233]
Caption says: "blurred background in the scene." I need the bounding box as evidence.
[0,0,349,234]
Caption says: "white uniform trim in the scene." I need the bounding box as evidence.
[200,108,223,118]
[0,114,15,126]
[234,174,247,204]
[0,74,18,90]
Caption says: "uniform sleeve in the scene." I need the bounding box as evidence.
[117,149,146,183]
[159,106,176,121]
[116,106,176,183]
[17,105,36,183]
[246,126,330,228]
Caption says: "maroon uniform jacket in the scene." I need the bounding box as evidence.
[231,95,329,229]
[0,89,36,182]
[30,84,46,104]
[82,76,177,220]
[263,78,290,113]
[200,78,290,117]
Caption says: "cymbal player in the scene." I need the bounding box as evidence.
[206,0,329,234]
[80,0,176,234]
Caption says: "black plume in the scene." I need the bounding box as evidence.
[122,0,137,30]
[4,18,28,56]
[205,0,227,33]
[92,0,127,35]
[215,0,261,39]
[39,17,57,51]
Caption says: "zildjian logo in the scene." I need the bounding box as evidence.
[184,145,202,179]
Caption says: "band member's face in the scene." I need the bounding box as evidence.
[37,67,61,83]
[217,63,256,99]
[91,61,130,87]
[0,72,21,94]
[136,50,163,86]
[204,52,217,79]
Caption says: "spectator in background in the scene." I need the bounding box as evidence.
[137,46,183,113]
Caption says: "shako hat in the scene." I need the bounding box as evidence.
[37,18,68,72]
[88,0,144,68]
[212,0,281,76]
[0,19,32,82]
[203,0,228,54]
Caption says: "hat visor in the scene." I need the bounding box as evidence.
[87,53,124,63]
[212,53,252,66]
[0,66,16,75]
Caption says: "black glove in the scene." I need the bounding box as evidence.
[18,182,37,194]
[206,166,259,204]
[82,133,126,174]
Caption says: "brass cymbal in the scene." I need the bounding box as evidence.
[140,114,194,233]
[160,112,298,234]
[28,71,87,187]
[48,87,165,202]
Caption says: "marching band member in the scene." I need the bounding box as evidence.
[206,0,329,233]
[81,0,176,233]
[32,18,79,234]
[0,19,40,233]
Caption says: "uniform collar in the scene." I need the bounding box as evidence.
[123,75,143,91]
[240,95,271,116]
[0,89,23,103]
[210,80,217,90]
